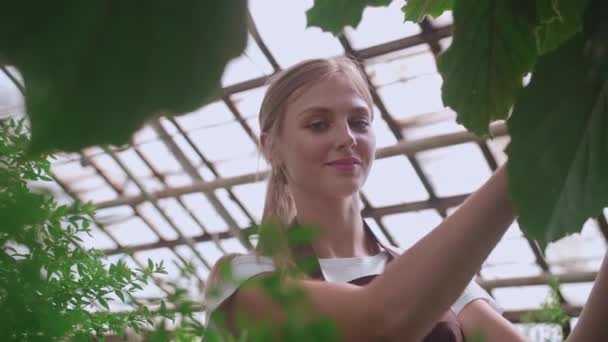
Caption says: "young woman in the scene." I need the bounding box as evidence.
[203,57,608,341]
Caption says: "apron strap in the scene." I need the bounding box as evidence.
[291,218,402,280]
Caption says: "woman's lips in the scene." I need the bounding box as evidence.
[325,158,361,172]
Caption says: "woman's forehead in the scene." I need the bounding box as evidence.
[285,74,371,116]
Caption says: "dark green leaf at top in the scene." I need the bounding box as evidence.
[437,0,538,136]
[306,0,392,34]
[0,1,247,155]
[507,0,608,248]
[535,0,589,54]
[402,0,453,23]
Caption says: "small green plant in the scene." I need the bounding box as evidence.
[0,119,172,340]
[521,277,570,341]
[0,118,333,341]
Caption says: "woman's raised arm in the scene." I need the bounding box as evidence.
[565,252,608,341]
[367,163,516,340]
[208,164,517,340]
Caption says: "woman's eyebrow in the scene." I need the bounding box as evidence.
[351,106,372,116]
[297,106,332,118]
[297,105,371,118]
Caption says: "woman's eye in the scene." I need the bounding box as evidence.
[351,120,370,129]
[308,121,328,131]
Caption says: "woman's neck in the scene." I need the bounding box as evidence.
[291,191,378,259]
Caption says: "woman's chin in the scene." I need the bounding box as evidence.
[321,181,362,199]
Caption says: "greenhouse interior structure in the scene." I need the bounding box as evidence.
[1,1,607,341]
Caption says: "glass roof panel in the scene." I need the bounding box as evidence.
[480,263,543,280]
[164,172,194,188]
[77,226,117,250]
[372,106,399,149]
[405,117,467,141]
[222,34,275,87]
[175,245,212,280]
[180,193,229,234]
[366,46,436,86]
[132,125,158,145]
[439,36,453,50]
[363,157,430,206]
[214,153,266,178]
[376,74,444,120]
[249,0,344,67]
[195,241,225,266]
[0,66,25,118]
[137,200,178,240]
[158,198,205,238]
[52,159,97,182]
[486,134,510,166]
[430,10,453,27]
[345,1,421,49]
[115,147,154,179]
[174,101,235,133]
[94,205,135,226]
[188,121,255,161]
[232,86,268,124]
[560,282,594,306]
[137,140,183,175]
[166,133,204,170]
[416,142,493,197]
[546,219,606,273]
[382,209,443,249]
[231,180,268,222]
[105,216,160,247]
[364,218,391,246]
[215,188,252,228]
[484,236,537,266]
[78,183,117,203]
[492,285,551,311]
[220,237,249,255]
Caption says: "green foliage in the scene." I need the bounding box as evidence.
[402,0,453,22]
[307,0,608,247]
[507,0,608,247]
[0,1,247,155]
[306,0,392,34]
[0,119,195,341]
[437,0,538,136]
[535,0,589,54]
[521,277,570,328]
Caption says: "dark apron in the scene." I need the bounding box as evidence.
[291,221,466,342]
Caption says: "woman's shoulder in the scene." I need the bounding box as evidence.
[208,252,275,282]
[204,252,277,314]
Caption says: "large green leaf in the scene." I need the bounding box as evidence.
[402,0,453,23]
[507,0,608,248]
[306,0,392,35]
[535,0,588,54]
[437,0,538,136]
[0,2,247,154]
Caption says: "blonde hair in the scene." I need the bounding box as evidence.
[203,56,373,336]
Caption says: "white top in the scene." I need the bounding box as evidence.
[204,249,503,321]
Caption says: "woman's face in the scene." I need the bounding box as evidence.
[272,72,376,200]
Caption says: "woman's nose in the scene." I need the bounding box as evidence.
[336,121,356,149]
